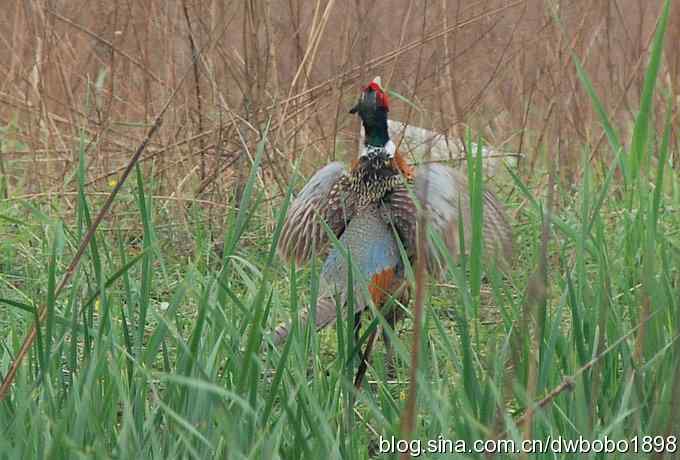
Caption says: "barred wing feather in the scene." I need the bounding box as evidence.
[277,162,348,265]
[388,163,513,276]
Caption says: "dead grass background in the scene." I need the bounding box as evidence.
[0,0,677,217]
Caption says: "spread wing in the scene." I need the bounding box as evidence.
[278,162,352,265]
[386,163,513,276]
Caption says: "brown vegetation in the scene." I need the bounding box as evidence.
[0,0,676,209]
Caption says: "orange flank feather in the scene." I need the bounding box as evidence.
[392,151,414,180]
[368,267,396,305]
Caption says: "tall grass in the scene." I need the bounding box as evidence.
[0,1,679,459]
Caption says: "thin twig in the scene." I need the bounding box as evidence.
[399,134,430,460]
[182,0,206,181]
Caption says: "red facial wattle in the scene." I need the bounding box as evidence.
[364,81,389,111]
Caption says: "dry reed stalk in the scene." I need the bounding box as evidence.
[0,0,672,202]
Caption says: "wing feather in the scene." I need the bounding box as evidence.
[386,163,513,276]
[278,162,350,264]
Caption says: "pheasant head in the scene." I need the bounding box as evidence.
[350,77,395,159]
[348,77,414,190]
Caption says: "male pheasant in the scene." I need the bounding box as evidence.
[272,77,513,346]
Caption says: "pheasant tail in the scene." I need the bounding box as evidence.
[271,297,339,346]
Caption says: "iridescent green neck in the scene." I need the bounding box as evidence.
[362,109,390,147]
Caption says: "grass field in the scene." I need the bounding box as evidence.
[1,0,679,459]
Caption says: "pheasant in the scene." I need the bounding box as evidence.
[272,77,513,347]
